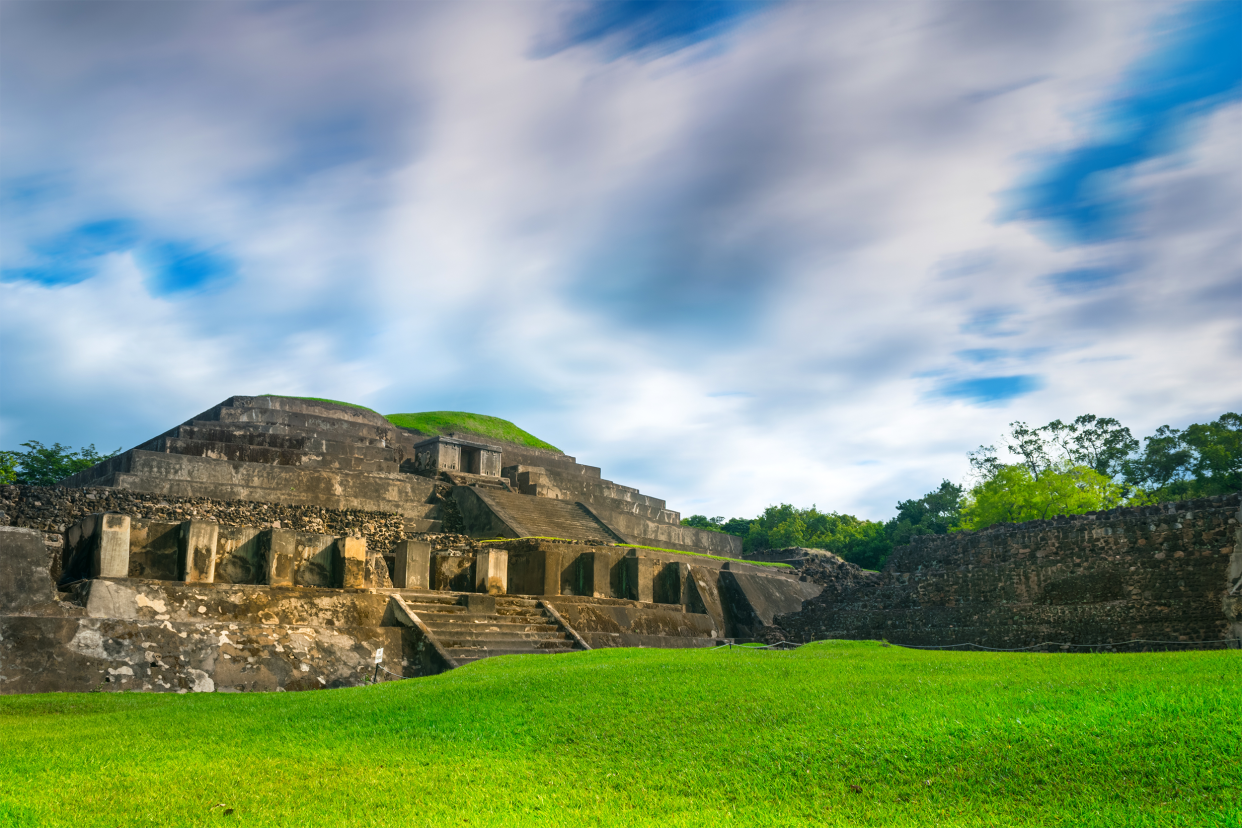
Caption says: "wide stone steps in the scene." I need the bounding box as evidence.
[399,594,581,667]
[482,490,619,543]
[435,631,568,646]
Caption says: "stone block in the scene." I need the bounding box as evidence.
[261,528,297,587]
[94,514,131,579]
[126,520,182,580]
[464,593,497,614]
[433,554,475,591]
[392,540,432,590]
[338,536,367,588]
[476,548,508,595]
[0,526,60,613]
[179,521,219,583]
[216,525,263,584]
[681,563,723,637]
[591,552,611,599]
[542,547,562,596]
[625,555,654,603]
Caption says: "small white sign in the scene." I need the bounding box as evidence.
[373,647,384,664]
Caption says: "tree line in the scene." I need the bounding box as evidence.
[0,442,119,486]
[682,413,1241,571]
[3,413,1237,572]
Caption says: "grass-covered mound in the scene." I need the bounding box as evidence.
[257,397,559,451]
[386,411,560,452]
[1,643,1236,827]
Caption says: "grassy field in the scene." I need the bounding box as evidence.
[0,642,1237,827]
[385,411,560,452]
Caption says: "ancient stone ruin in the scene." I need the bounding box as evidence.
[1,394,1238,694]
[0,395,818,693]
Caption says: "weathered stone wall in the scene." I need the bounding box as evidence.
[0,483,436,561]
[771,494,1242,650]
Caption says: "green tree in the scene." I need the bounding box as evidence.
[5,441,119,486]
[0,451,17,485]
[977,414,1139,481]
[957,464,1126,530]
[884,479,964,547]
[743,504,891,570]
[1123,413,1241,499]
[680,515,753,537]
[681,515,724,531]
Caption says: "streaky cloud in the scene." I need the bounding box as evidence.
[1002,1,1242,244]
[540,0,776,58]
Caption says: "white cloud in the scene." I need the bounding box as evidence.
[1,1,1236,522]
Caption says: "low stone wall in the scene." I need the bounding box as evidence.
[0,484,413,559]
[771,494,1242,650]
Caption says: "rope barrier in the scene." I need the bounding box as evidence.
[710,637,1241,653]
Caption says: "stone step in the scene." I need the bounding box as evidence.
[400,602,468,616]
[217,395,394,428]
[482,491,618,543]
[418,618,561,634]
[447,645,576,662]
[214,404,398,443]
[397,592,462,606]
[177,422,398,457]
[399,604,548,623]
[404,518,442,534]
[160,437,396,473]
[494,596,542,608]
[435,631,570,646]
[60,450,440,518]
[418,610,555,626]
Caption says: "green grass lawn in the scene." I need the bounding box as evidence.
[1,642,1237,827]
[385,411,560,452]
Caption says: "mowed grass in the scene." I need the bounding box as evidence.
[385,411,561,452]
[0,643,1237,828]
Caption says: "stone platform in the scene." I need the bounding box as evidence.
[1,515,816,693]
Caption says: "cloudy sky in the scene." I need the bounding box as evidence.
[1,0,1239,521]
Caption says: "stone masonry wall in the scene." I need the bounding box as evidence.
[0,484,509,584]
[772,494,1242,650]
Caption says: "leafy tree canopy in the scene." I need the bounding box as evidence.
[884,479,963,547]
[0,452,17,486]
[680,515,752,536]
[740,504,891,570]
[0,441,119,486]
[1122,413,1240,499]
[957,464,1127,531]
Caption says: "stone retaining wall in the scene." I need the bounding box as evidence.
[0,484,415,562]
[771,494,1242,650]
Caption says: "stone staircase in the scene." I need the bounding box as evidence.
[478,489,622,543]
[398,593,582,665]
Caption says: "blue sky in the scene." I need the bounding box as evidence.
[1,0,1238,520]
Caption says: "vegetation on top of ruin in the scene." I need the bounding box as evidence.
[1,643,1235,825]
[253,395,562,450]
[385,411,561,452]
